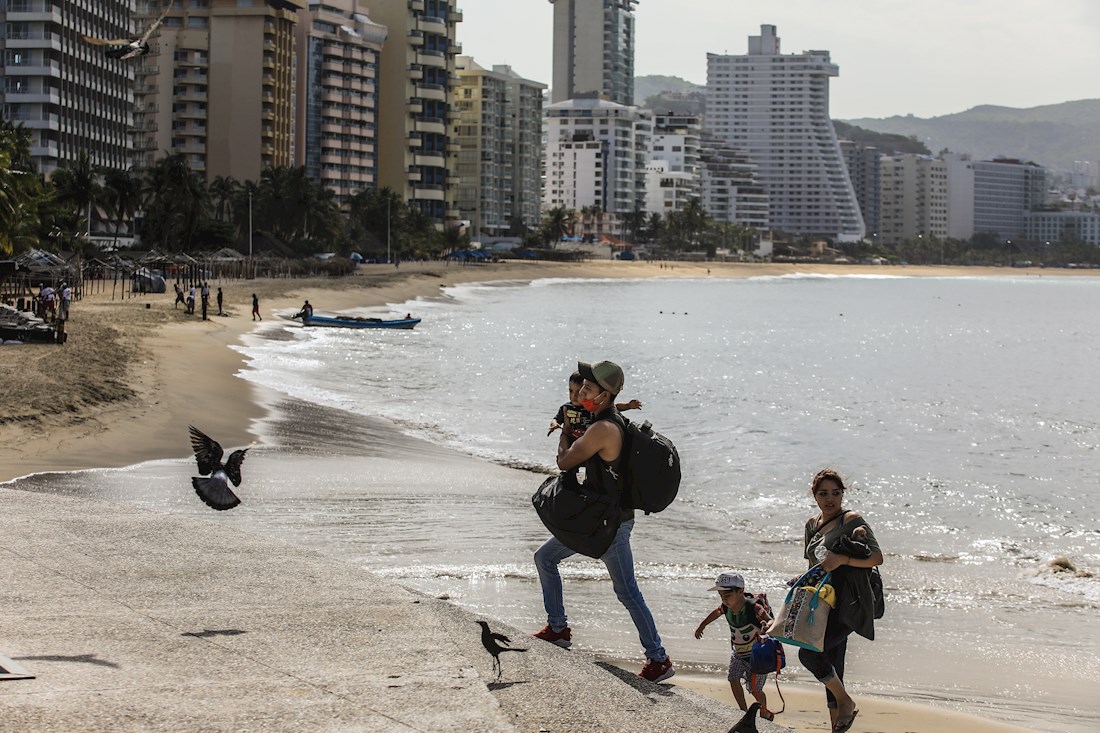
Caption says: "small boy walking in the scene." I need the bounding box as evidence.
[695,572,775,720]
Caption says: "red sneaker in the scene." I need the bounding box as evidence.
[532,625,572,648]
[639,656,675,683]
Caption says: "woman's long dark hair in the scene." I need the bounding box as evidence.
[811,468,848,494]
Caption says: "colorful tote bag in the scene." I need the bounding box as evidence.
[765,567,834,652]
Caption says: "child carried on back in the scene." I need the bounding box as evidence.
[695,571,777,720]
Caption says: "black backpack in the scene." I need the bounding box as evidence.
[531,472,622,559]
[611,413,681,514]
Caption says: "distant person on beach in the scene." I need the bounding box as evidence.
[694,572,776,720]
[533,360,674,684]
[58,282,72,321]
[216,287,224,316]
[251,293,261,321]
[174,283,185,310]
[40,283,56,318]
[186,286,196,315]
[797,469,883,733]
[547,370,642,437]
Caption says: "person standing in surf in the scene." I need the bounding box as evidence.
[798,469,884,733]
[532,360,674,683]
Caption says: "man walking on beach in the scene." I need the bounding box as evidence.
[532,360,675,683]
[216,287,224,316]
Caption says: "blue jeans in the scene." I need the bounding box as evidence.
[534,519,668,661]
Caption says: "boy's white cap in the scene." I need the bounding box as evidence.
[708,572,745,591]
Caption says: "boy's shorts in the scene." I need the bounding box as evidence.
[728,652,768,690]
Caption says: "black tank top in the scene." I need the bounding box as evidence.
[580,408,634,522]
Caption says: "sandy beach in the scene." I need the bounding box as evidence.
[1,259,1089,732]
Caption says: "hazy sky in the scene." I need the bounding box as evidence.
[451,0,1100,119]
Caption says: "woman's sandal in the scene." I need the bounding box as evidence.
[760,709,775,721]
[832,708,859,733]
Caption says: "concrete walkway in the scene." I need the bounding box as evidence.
[0,488,785,732]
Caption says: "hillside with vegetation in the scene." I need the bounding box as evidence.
[844,99,1100,172]
[832,121,930,155]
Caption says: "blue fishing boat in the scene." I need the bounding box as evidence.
[295,314,421,330]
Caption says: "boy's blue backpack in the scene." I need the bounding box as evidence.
[611,413,681,515]
[749,635,786,676]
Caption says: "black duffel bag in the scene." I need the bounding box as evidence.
[532,472,622,558]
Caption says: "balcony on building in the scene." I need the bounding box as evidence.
[414,152,446,168]
[415,117,446,135]
[408,0,425,11]
[5,1,62,23]
[412,184,445,200]
[407,64,424,80]
[417,15,447,35]
[415,84,446,103]
[415,49,446,68]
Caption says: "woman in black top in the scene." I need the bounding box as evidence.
[799,469,884,733]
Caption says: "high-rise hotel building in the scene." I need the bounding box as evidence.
[706,25,864,240]
[1,0,133,173]
[543,96,650,215]
[549,0,636,106]
[454,57,544,239]
[294,2,386,200]
[360,0,461,223]
[132,0,304,181]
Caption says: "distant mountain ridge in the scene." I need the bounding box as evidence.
[635,76,1099,173]
[843,99,1100,173]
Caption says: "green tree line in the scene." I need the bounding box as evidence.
[0,128,467,260]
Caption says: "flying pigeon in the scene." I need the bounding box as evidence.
[476,621,527,681]
[81,0,175,61]
[188,425,248,511]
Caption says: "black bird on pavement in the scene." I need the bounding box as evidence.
[476,621,527,680]
[188,425,249,510]
[727,702,761,733]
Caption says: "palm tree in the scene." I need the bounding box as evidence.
[542,206,574,247]
[0,122,57,255]
[102,168,142,245]
[646,212,664,244]
[51,149,102,236]
[208,174,239,223]
[141,153,210,251]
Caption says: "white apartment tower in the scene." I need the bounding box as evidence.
[543,96,650,214]
[705,25,863,240]
[1,0,133,174]
[549,0,636,105]
[645,112,701,215]
[295,2,387,201]
[878,155,948,247]
[454,56,545,239]
[699,136,768,230]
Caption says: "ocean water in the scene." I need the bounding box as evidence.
[11,273,1100,731]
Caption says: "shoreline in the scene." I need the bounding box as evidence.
[4,259,1094,483]
[3,260,1096,731]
